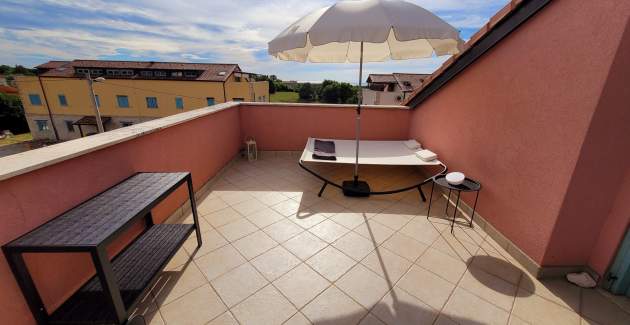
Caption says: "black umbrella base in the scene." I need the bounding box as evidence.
[342,180,371,197]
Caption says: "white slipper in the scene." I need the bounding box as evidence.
[566,272,596,288]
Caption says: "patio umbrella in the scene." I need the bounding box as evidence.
[268,0,463,196]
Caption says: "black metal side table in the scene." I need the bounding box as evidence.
[427,174,481,233]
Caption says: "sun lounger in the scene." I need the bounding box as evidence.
[299,137,447,198]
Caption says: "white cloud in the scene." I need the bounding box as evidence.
[1,0,507,81]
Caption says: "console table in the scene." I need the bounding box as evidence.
[2,172,202,324]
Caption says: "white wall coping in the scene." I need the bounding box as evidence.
[0,101,409,181]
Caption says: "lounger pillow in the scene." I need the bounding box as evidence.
[416,149,437,162]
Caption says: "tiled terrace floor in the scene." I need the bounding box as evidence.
[136,154,630,325]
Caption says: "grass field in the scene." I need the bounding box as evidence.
[270,91,300,103]
[0,133,33,147]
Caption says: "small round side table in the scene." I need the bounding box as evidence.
[427,174,481,233]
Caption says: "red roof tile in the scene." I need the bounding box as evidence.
[0,85,18,94]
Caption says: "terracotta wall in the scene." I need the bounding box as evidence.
[239,104,410,150]
[0,107,241,324]
[407,0,630,270]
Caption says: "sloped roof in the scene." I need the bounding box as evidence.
[36,60,240,82]
[404,0,548,106]
[367,74,397,84]
[0,85,19,94]
[367,73,430,92]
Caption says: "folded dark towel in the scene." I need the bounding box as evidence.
[313,139,336,161]
[312,154,337,161]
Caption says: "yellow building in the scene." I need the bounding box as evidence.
[16,60,269,140]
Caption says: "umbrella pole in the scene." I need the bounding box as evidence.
[354,41,363,183]
[342,41,370,197]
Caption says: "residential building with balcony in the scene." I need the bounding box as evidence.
[362,73,429,105]
[1,1,630,325]
[15,60,269,141]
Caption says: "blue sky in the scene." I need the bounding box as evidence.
[0,0,508,82]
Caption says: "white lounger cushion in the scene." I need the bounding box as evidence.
[300,138,441,166]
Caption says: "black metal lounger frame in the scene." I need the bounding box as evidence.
[299,158,448,201]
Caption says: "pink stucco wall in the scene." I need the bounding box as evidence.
[0,107,242,325]
[239,104,410,150]
[407,0,630,270]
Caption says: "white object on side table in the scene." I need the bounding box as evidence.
[446,172,465,185]
[245,138,257,161]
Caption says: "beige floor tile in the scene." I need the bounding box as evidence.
[273,263,330,308]
[284,312,312,325]
[184,214,213,233]
[336,264,391,309]
[431,234,478,262]
[232,198,267,217]
[264,220,303,243]
[272,199,302,216]
[381,232,429,262]
[450,225,487,246]
[217,218,258,242]
[309,199,345,217]
[433,314,459,325]
[211,263,268,307]
[306,246,357,282]
[246,207,284,228]
[329,211,370,229]
[289,211,328,229]
[160,284,226,325]
[164,247,191,271]
[130,294,163,325]
[219,191,254,206]
[152,261,207,306]
[251,245,301,281]
[397,266,455,310]
[416,247,468,284]
[231,284,297,325]
[302,286,367,325]
[512,288,580,325]
[581,289,630,325]
[183,229,228,259]
[441,287,510,325]
[292,191,326,207]
[360,247,412,284]
[458,268,517,311]
[399,219,442,246]
[370,212,414,231]
[207,311,239,325]
[282,231,328,260]
[197,197,229,216]
[371,287,439,325]
[509,314,532,325]
[353,220,395,244]
[195,244,246,281]
[358,313,386,325]
[469,253,522,285]
[519,274,581,311]
[333,231,377,261]
[233,230,278,260]
[255,191,289,207]
[204,207,243,228]
[309,219,350,243]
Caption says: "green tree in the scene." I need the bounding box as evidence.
[0,93,29,133]
[318,80,359,104]
[298,82,315,102]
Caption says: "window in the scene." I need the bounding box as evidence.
[117,95,130,108]
[141,71,153,77]
[175,97,184,109]
[90,69,103,75]
[121,121,133,127]
[171,71,183,77]
[206,97,215,106]
[232,98,244,102]
[58,94,68,107]
[146,97,158,109]
[29,94,42,106]
[35,120,49,132]
[184,71,197,78]
[94,94,101,107]
[65,120,75,132]
[76,68,90,75]
[155,71,167,77]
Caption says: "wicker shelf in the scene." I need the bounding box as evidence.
[3,172,203,325]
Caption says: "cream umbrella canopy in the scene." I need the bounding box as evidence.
[268,0,463,196]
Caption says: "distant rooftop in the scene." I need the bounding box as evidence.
[35,59,241,82]
[367,73,431,92]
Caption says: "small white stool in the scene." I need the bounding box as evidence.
[245,138,257,161]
